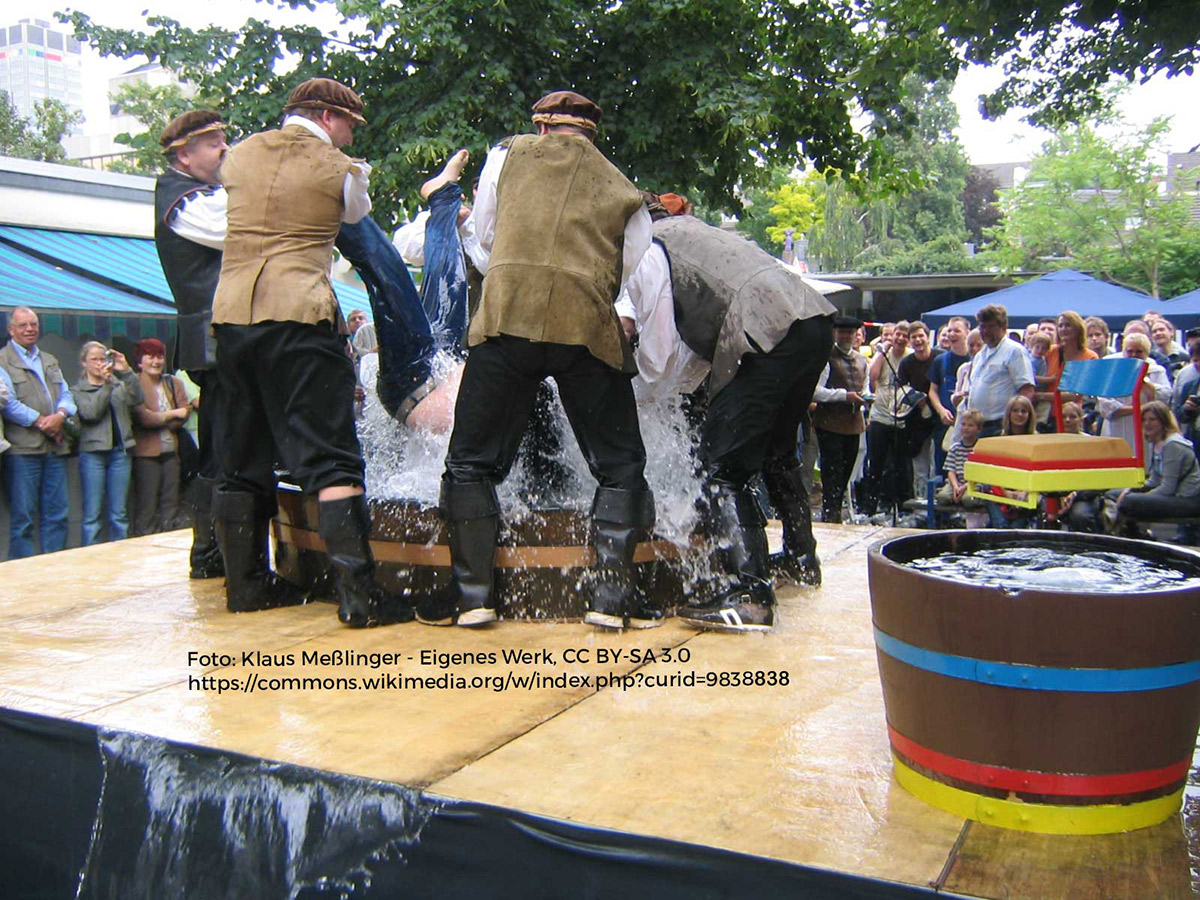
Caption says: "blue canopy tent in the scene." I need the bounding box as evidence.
[921,269,1187,329]
[1163,286,1200,325]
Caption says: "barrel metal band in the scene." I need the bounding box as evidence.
[888,725,1190,797]
[274,521,697,568]
[874,627,1200,692]
[892,754,1184,834]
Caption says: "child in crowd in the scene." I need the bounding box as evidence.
[935,408,985,507]
[986,395,1037,528]
[1027,331,1050,378]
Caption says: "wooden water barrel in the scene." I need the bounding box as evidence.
[868,530,1200,834]
[272,485,710,620]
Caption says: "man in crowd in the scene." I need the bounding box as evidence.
[0,307,77,557]
[211,77,410,627]
[965,304,1034,437]
[422,90,655,631]
[812,316,869,524]
[618,194,835,631]
[863,321,911,516]
[153,110,230,579]
[926,315,971,474]
[896,320,942,503]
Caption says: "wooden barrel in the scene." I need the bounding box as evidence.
[868,530,1200,834]
[272,485,711,620]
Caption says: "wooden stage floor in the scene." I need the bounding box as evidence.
[2,522,1198,898]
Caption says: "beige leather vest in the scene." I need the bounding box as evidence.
[471,133,643,372]
[213,125,352,327]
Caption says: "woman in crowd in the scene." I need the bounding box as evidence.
[1034,311,1098,429]
[1095,333,1172,454]
[130,337,192,535]
[1106,402,1200,537]
[73,341,143,544]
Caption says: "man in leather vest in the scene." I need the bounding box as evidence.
[419,90,656,630]
[211,78,411,628]
[0,306,78,557]
[812,315,870,524]
[618,197,835,632]
[154,110,230,580]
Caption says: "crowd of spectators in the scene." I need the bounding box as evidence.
[808,303,1200,544]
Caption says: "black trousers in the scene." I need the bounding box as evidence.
[214,322,364,502]
[816,429,859,522]
[700,316,834,486]
[445,335,647,491]
[185,368,223,481]
[865,421,912,512]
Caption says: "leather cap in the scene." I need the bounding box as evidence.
[159,110,225,153]
[283,78,367,125]
[531,90,601,133]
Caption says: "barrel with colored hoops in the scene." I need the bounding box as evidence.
[868,530,1200,835]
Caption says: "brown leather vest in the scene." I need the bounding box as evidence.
[813,348,868,435]
[0,341,68,455]
[213,125,352,327]
[471,133,643,372]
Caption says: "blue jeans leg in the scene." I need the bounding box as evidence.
[106,448,132,541]
[3,453,42,558]
[40,454,69,552]
[79,450,105,546]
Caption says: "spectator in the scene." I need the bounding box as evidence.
[935,407,985,509]
[1060,400,1086,434]
[1122,319,1172,370]
[0,306,77,557]
[966,304,1035,438]
[353,322,381,420]
[986,394,1037,528]
[1085,316,1111,357]
[346,308,368,337]
[812,315,869,523]
[927,316,971,474]
[1023,323,1040,348]
[1027,331,1051,378]
[1036,311,1098,429]
[1096,333,1172,455]
[1150,318,1188,380]
[897,320,942,503]
[863,320,911,516]
[73,342,144,545]
[1104,401,1200,537]
[1185,326,1200,356]
[131,337,192,535]
[1172,342,1200,458]
[1037,317,1057,340]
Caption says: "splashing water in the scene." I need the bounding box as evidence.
[907,546,1200,593]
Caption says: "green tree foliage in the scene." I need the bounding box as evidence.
[0,91,82,164]
[60,0,970,227]
[765,179,822,248]
[106,81,221,175]
[887,0,1199,128]
[986,116,1200,298]
[962,166,1002,248]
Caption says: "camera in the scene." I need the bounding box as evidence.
[104,350,116,364]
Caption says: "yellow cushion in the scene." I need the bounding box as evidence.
[973,433,1132,462]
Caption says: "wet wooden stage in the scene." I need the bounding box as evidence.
[1,523,1196,898]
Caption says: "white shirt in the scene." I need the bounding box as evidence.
[392,208,488,272]
[615,242,708,398]
[966,337,1034,420]
[1096,353,1172,453]
[472,142,652,282]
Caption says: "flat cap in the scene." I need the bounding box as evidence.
[159,110,225,153]
[833,314,863,329]
[531,90,601,133]
[284,78,367,125]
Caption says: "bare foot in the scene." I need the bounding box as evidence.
[420,149,469,200]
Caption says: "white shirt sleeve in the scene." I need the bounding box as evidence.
[168,187,228,250]
[459,211,489,272]
[620,204,652,289]
[343,160,372,224]
[392,211,432,266]
[625,244,707,396]
[471,145,508,273]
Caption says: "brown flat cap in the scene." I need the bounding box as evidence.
[159,110,225,153]
[531,90,601,133]
[283,78,367,125]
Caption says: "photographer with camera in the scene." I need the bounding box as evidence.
[73,342,144,545]
[1171,340,1200,460]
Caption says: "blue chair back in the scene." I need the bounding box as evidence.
[1058,357,1146,399]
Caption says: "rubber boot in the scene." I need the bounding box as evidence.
[417,480,500,627]
[584,487,656,630]
[214,489,306,613]
[189,476,225,579]
[680,481,776,632]
[318,495,414,628]
[763,458,822,586]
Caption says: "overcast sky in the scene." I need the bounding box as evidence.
[11,0,1200,165]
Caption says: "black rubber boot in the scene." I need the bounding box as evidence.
[318,495,414,628]
[213,489,306,613]
[189,476,225,579]
[584,487,656,630]
[763,458,822,586]
[417,480,500,627]
[680,481,776,632]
